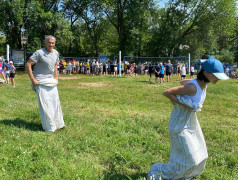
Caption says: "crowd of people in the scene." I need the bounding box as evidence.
[56,58,199,83]
[1,54,237,89]
[57,58,128,76]
[225,65,238,79]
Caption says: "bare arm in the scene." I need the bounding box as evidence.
[163,83,196,110]
[155,69,159,74]
[26,59,38,86]
[180,79,193,85]
[54,62,58,80]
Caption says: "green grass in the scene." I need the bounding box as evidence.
[0,71,238,180]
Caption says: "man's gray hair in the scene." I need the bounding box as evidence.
[45,35,56,42]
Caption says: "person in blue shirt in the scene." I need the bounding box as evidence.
[159,62,165,83]
[117,62,123,75]
[4,60,11,84]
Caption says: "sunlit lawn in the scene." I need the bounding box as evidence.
[0,71,237,179]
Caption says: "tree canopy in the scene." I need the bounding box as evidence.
[0,0,237,63]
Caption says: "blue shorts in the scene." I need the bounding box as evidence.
[159,74,164,78]
[181,75,186,78]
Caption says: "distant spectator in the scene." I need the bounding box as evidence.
[96,60,99,75]
[59,60,64,74]
[177,63,181,81]
[9,61,16,88]
[63,60,67,74]
[181,64,186,80]
[190,64,195,78]
[68,61,72,75]
[165,60,173,82]
[134,63,138,77]
[86,59,90,74]
[159,62,165,83]
[100,62,103,76]
[92,59,96,75]
[148,64,153,83]
[121,61,124,75]
[80,61,85,74]
[154,63,160,84]
[114,61,117,76]
[0,57,6,82]
[130,64,134,76]
[225,66,229,77]
[144,62,148,75]
[231,70,236,79]
[126,63,131,75]
[72,59,76,74]
[4,60,11,84]
[117,62,123,76]
[110,61,114,75]
[76,60,80,74]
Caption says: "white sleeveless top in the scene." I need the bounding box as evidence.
[182,79,206,106]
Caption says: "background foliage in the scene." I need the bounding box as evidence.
[0,0,237,63]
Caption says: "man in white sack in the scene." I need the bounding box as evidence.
[26,35,65,132]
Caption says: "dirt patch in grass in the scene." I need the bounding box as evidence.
[59,76,82,80]
[78,82,106,87]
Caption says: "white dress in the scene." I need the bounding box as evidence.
[148,79,208,180]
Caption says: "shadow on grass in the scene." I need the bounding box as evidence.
[0,118,42,131]
[137,80,150,84]
[102,165,147,180]
[102,172,147,180]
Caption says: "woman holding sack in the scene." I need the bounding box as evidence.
[148,58,229,180]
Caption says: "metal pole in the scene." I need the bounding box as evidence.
[119,51,121,77]
[7,44,10,61]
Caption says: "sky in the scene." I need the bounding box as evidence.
[157,0,238,12]
[156,0,168,8]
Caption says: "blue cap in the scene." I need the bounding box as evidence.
[201,58,229,80]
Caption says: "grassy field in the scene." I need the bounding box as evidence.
[0,71,238,180]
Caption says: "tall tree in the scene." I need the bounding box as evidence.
[70,0,106,57]
[233,17,238,65]
[24,0,66,50]
[0,0,31,49]
[60,0,90,56]
[146,0,237,59]
[124,0,155,56]
[99,0,155,57]
[99,0,129,56]
[0,34,6,55]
